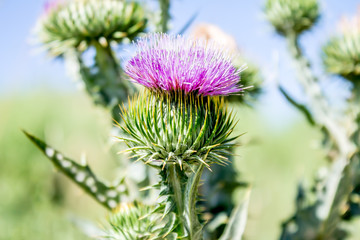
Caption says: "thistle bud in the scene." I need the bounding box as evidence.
[118,90,236,170]
[322,10,360,81]
[35,0,147,56]
[106,202,176,239]
[265,0,320,36]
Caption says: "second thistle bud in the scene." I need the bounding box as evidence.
[117,33,243,170]
[323,12,360,82]
[106,202,177,239]
[36,0,147,56]
[265,0,320,36]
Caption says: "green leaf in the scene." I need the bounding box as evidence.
[178,11,199,35]
[219,188,251,240]
[23,130,124,210]
[184,164,204,239]
[279,86,315,125]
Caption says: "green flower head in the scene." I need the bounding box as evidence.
[265,0,320,36]
[117,91,237,171]
[36,0,147,56]
[323,12,360,81]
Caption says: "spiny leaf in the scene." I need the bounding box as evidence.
[23,130,125,210]
[219,188,251,240]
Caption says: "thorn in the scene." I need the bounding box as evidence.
[80,152,87,166]
[139,186,153,191]
[178,158,183,170]
[162,161,167,170]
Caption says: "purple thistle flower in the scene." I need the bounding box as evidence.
[125,33,243,96]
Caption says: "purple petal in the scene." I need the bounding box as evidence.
[125,33,242,96]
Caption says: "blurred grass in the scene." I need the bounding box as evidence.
[0,90,117,240]
[0,90,354,240]
[233,105,324,239]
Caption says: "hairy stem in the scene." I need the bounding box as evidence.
[69,41,135,122]
[158,0,170,33]
[162,164,204,239]
[280,33,357,239]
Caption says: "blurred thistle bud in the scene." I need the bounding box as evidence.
[265,0,320,36]
[191,23,238,53]
[35,0,147,56]
[191,23,263,104]
[106,202,177,239]
[322,10,360,81]
[117,33,242,171]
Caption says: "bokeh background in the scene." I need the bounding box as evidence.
[0,0,359,239]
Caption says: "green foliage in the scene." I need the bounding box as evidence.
[0,93,117,240]
[71,42,135,122]
[265,0,320,36]
[23,131,126,210]
[117,90,238,170]
[201,159,246,240]
[36,0,147,56]
[219,189,250,240]
[265,1,360,239]
[323,33,360,81]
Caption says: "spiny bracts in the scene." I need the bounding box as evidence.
[116,90,237,171]
[265,0,320,36]
[106,202,177,239]
[36,0,147,56]
[322,11,360,81]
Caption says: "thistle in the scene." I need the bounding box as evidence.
[106,202,177,239]
[117,33,244,239]
[36,0,147,56]
[265,0,320,36]
[323,11,360,81]
[120,34,242,168]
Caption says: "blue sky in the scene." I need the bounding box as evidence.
[0,0,358,125]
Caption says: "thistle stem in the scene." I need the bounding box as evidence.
[158,0,170,33]
[162,164,204,239]
[71,40,135,122]
[281,32,357,238]
[168,164,186,221]
[92,40,135,116]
